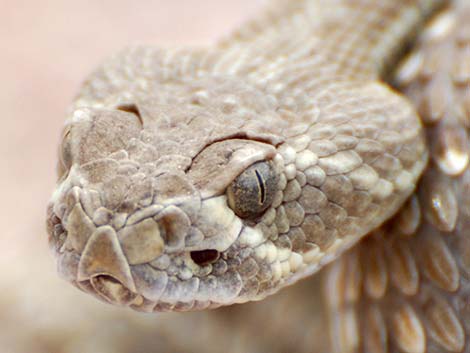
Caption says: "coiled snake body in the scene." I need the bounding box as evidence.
[46,0,470,352]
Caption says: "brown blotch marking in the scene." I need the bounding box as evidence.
[116,104,143,125]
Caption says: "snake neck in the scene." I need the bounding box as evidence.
[219,0,449,80]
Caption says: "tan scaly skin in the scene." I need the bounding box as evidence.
[325,3,470,353]
[46,0,445,324]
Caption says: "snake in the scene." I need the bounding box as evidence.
[45,0,470,352]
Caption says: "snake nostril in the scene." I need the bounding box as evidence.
[91,275,135,304]
[94,274,121,285]
[190,249,220,266]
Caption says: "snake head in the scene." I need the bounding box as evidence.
[46,48,427,311]
[46,78,322,311]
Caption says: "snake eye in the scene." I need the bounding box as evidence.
[58,128,72,178]
[227,161,279,219]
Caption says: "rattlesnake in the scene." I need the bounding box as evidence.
[46,0,470,352]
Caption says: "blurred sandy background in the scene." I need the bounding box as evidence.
[1,1,327,352]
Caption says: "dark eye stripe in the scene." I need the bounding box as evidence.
[116,103,143,125]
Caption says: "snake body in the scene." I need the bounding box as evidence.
[327,3,470,353]
[46,0,470,351]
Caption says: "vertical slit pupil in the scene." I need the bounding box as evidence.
[255,169,266,205]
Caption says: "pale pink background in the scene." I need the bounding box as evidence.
[0,1,327,352]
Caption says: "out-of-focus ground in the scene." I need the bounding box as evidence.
[0,1,327,352]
